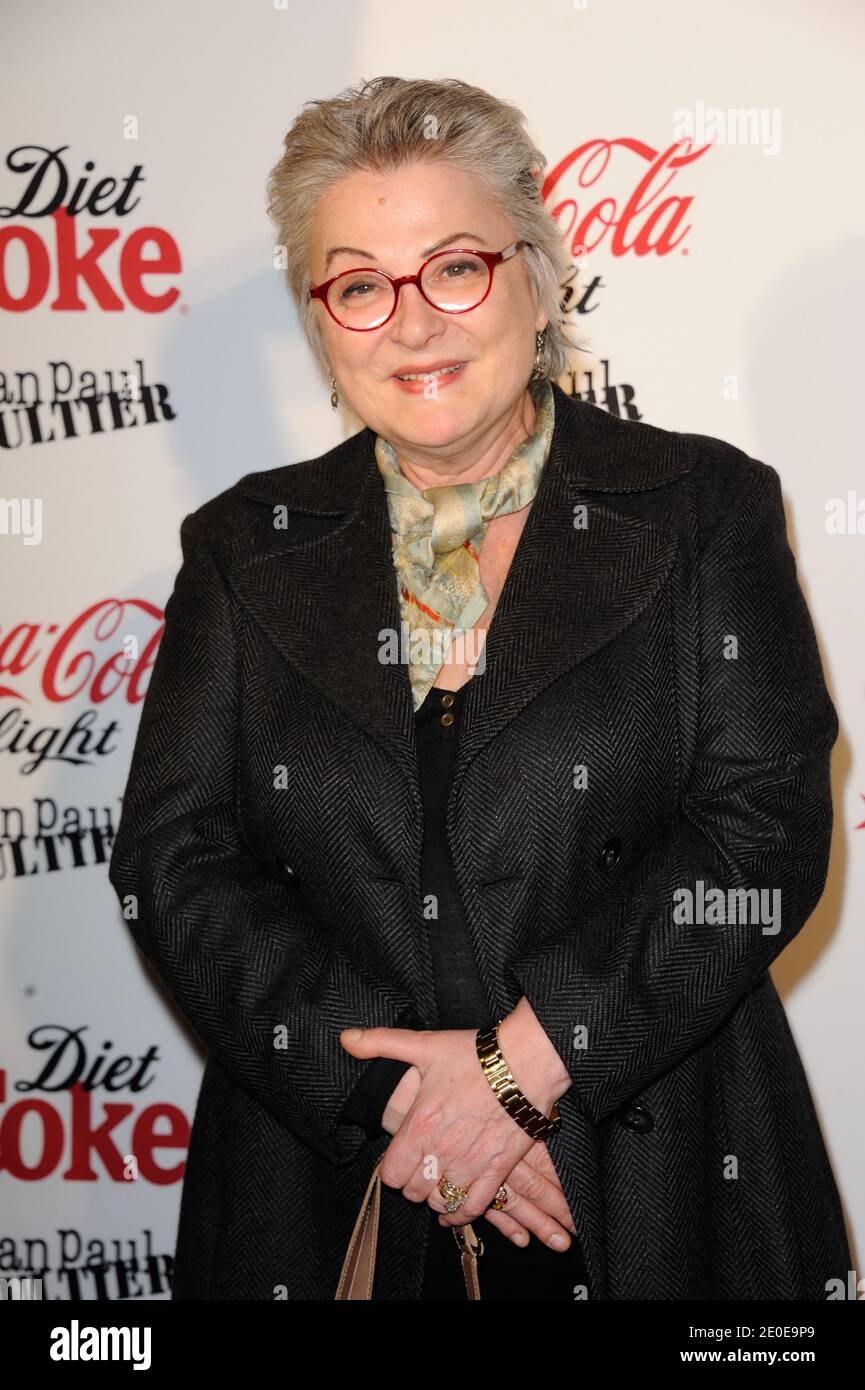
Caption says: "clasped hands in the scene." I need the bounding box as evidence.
[339,997,577,1253]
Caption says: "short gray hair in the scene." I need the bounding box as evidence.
[266,75,579,382]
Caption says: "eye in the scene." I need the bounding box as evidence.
[423,254,487,290]
[441,260,478,279]
[340,280,378,300]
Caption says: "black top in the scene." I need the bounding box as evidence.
[339,680,488,1138]
[338,682,592,1300]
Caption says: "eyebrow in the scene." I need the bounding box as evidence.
[323,231,488,273]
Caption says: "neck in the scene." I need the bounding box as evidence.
[391,386,538,490]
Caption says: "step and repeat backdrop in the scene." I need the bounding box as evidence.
[2,0,862,1299]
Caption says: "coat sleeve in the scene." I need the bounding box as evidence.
[507,460,839,1126]
[338,1057,414,1139]
[108,508,418,1167]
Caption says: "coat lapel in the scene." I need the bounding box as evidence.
[228,384,695,804]
[228,428,420,790]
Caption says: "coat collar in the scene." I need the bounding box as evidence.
[227,383,694,809]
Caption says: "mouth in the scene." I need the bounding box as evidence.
[391,361,467,389]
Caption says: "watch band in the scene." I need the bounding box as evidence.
[476,1018,561,1141]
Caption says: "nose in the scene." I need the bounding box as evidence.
[388,280,446,347]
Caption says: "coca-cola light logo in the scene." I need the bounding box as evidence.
[542,136,711,258]
[0,596,162,776]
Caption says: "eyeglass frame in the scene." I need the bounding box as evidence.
[308,240,533,331]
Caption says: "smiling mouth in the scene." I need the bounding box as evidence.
[393,363,465,382]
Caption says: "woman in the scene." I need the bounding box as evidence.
[108,76,851,1300]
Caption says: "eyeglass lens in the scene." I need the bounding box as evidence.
[327,252,490,327]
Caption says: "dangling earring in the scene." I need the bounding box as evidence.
[330,376,339,410]
[530,328,546,383]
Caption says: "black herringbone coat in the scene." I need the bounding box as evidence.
[108,382,851,1300]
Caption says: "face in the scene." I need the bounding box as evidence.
[308,161,548,459]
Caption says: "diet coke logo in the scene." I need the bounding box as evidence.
[0,144,182,313]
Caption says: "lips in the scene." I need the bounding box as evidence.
[391,361,465,381]
[390,362,467,393]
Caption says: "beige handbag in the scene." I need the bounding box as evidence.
[335,1157,483,1299]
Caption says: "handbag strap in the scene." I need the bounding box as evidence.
[453,1222,484,1300]
[336,1158,484,1300]
[335,1158,384,1299]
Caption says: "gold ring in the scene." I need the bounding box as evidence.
[438,1175,469,1213]
[488,1185,510,1211]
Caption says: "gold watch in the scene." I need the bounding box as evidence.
[476,1018,561,1141]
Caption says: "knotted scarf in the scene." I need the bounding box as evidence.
[374,378,555,709]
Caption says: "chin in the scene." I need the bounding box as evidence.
[386,397,478,448]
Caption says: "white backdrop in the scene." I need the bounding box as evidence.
[2,0,862,1300]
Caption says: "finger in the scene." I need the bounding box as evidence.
[402,1138,508,1211]
[477,1185,530,1245]
[432,1167,510,1225]
[479,1164,573,1242]
[422,1156,511,1223]
[521,1141,560,1182]
[420,1165,472,1212]
[510,1181,575,1236]
[401,1152,479,1206]
[520,1141,571,1196]
[338,1025,430,1064]
[438,1192,566,1250]
[508,1155,577,1235]
[436,1200,531,1245]
[438,1208,530,1244]
[480,1209,530,1246]
[379,1130,438,1193]
[487,1188,573,1250]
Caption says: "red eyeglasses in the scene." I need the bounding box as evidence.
[309,240,532,331]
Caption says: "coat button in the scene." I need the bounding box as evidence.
[599,837,622,870]
[618,1103,653,1133]
[440,711,455,727]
